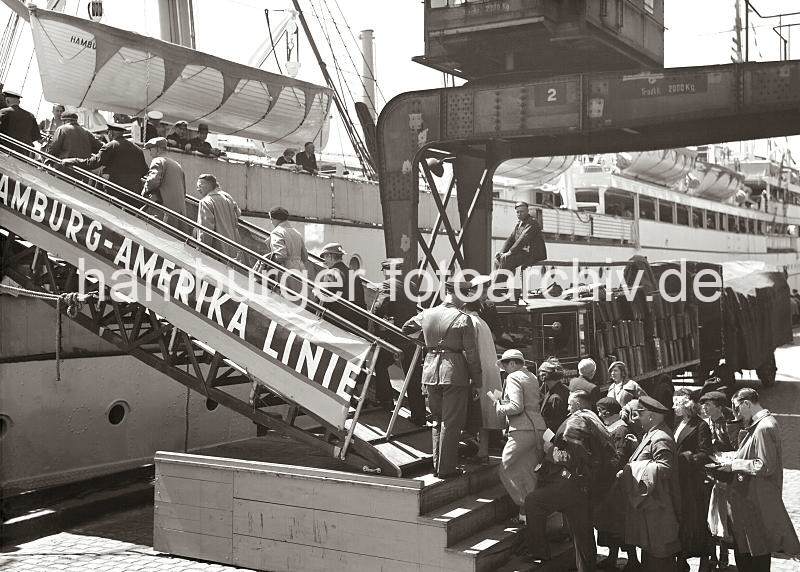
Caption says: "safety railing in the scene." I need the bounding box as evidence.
[0,133,418,354]
[1,134,424,450]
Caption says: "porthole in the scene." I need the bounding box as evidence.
[107,401,130,425]
[205,398,219,411]
[0,414,12,439]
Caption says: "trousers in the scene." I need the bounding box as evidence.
[427,384,469,476]
[524,475,596,572]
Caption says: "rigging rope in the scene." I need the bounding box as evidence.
[0,283,94,381]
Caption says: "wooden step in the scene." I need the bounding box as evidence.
[420,484,514,547]
[445,518,524,572]
[416,460,500,513]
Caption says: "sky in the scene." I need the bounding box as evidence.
[2,0,800,159]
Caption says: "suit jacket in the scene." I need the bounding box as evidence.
[143,156,187,216]
[497,368,546,432]
[46,122,102,159]
[75,136,148,192]
[402,302,481,387]
[500,216,546,263]
[540,381,569,432]
[295,150,318,173]
[622,422,682,557]
[267,221,307,272]
[320,261,366,328]
[0,104,41,145]
[728,410,800,556]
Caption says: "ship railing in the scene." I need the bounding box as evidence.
[0,134,425,447]
[767,235,794,251]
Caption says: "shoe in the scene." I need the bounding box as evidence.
[596,556,618,569]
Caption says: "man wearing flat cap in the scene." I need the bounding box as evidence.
[370,258,426,424]
[64,122,148,194]
[142,137,187,230]
[46,111,102,159]
[318,242,367,328]
[266,206,307,273]
[402,280,482,478]
[0,89,41,152]
[167,120,191,150]
[621,396,682,571]
[495,201,547,281]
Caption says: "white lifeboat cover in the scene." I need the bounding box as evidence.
[27,7,332,151]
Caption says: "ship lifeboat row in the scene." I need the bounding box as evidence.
[615,148,697,186]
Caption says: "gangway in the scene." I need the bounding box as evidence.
[0,135,429,477]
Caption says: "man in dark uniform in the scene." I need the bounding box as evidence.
[46,112,102,159]
[318,242,367,329]
[63,122,148,195]
[539,357,570,432]
[403,281,482,478]
[622,396,682,571]
[495,201,547,281]
[370,258,426,424]
[0,89,41,153]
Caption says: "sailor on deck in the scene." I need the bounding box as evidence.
[0,89,41,152]
[402,280,482,478]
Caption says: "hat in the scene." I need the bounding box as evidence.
[538,357,562,374]
[496,349,525,368]
[197,123,209,132]
[638,395,670,414]
[61,112,78,121]
[106,121,129,131]
[144,137,168,150]
[147,110,164,121]
[174,120,188,128]
[578,358,596,377]
[269,206,289,221]
[380,258,404,270]
[444,279,475,296]
[607,360,626,373]
[2,89,22,98]
[514,201,529,209]
[699,391,728,404]
[320,242,346,256]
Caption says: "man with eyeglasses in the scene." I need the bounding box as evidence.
[717,388,799,571]
[620,396,681,571]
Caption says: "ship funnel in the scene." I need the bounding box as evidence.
[359,29,377,121]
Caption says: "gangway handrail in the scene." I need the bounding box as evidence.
[1,133,420,350]
[0,135,405,357]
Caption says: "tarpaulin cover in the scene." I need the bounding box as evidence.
[24,6,332,151]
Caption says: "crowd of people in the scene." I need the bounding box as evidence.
[399,280,799,572]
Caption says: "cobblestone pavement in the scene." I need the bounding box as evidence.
[3,339,800,571]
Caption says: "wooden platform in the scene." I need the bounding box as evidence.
[153,451,532,571]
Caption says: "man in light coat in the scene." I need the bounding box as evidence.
[402,281,482,478]
[719,388,800,571]
[266,206,308,272]
[196,174,241,260]
[622,396,682,571]
[142,137,187,231]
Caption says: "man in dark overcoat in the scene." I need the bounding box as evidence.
[0,89,41,153]
[402,281,482,478]
[622,396,682,571]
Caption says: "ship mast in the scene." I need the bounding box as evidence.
[290,0,376,179]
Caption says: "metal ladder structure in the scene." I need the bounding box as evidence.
[0,135,430,477]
